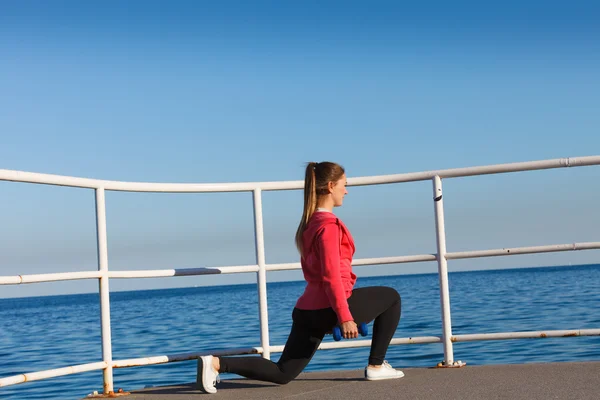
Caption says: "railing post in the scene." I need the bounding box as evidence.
[95,187,114,393]
[432,176,455,366]
[252,189,271,360]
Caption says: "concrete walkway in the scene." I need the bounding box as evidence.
[117,361,599,400]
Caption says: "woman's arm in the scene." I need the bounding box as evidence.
[317,223,353,323]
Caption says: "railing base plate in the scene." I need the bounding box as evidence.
[86,389,130,398]
[435,360,467,368]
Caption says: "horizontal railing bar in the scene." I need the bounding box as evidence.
[266,255,437,272]
[3,240,599,285]
[108,265,259,278]
[265,262,301,271]
[452,329,600,342]
[351,155,600,186]
[0,255,439,285]
[0,271,102,285]
[0,170,299,192]
[112,347,263,368]
[353,254,437,266]
[0,276,23,285]
[271,336,445,352]
[0,361,107,388]
[21,271,102,283]
[0,266,259,285]
[1,155,599,192]
[446,242,600,260]
[2,328,598,388]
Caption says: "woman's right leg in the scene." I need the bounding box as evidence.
[217,309,326,385]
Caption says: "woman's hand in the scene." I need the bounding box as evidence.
[340,320,358,339]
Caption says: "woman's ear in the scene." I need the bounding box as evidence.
[327,180,334,193]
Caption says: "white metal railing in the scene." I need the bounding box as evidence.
[1,155,600,395]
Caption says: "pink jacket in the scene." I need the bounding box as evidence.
[295,211,357,323]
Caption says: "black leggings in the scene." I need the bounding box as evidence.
[219,286,401,384]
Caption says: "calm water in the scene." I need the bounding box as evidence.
[1,264,599,399]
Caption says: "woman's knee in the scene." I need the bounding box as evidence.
[274,372,298,385]
[380,286,401,305]
[274,362,305,385]
[393,287,401,303]
[276,377,293,385]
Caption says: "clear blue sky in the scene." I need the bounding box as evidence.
[1,1,599,298]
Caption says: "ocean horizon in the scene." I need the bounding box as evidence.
[1,263,599,399]
[2,262,595,301]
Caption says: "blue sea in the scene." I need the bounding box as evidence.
[1,264,599,400]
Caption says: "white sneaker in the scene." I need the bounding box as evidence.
[365,360,405,381]
[198,355,220,394]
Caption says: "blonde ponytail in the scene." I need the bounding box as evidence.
[295,162,318,254]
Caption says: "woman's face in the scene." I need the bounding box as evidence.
[330,173,348,207]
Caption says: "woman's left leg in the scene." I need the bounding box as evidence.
[347,286,401,366]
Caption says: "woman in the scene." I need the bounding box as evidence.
[199,161,404,394]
